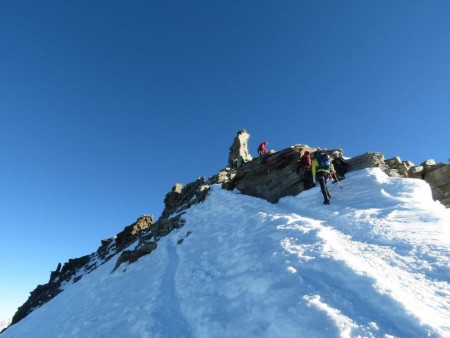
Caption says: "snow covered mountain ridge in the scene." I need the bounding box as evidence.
[2,137,449,336]
[2,167,450,337]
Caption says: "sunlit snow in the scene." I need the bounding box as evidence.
[3,168,450,338]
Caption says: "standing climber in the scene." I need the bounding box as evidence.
[297,150,314,190]
[312,151,336,205]
[332,150,348,180]
[257,141,269,155]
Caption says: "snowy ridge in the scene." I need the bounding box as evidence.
[2,168,450,338]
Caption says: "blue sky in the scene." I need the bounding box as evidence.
[1,0,449,320]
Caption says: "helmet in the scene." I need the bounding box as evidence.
[332,150,339,156]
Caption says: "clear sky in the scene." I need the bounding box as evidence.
[0,0,449,321]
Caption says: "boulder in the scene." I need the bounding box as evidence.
[347,152,386,172]
[408,166,424,179]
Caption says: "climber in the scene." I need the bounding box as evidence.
[297,150,314,190]
[312,151,336,205]
[231,155,245,168]
[331,150,348,180]
[257,141,269,155]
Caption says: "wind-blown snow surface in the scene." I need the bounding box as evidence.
[3,168,450,338]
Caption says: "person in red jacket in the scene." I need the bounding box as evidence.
[257,141,269,155]
[297,150,314,190]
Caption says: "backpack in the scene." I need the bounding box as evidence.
[315,151,331,171]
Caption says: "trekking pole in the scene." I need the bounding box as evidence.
[332,173,343,190]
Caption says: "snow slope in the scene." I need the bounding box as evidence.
[2,168,450,338]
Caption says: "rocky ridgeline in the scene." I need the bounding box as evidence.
[221,130,449,207]
[8,176,213,329]
[6,130,449,331]
[10,215,154,326]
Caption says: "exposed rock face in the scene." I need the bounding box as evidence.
[114,215,154,252]
[161,178,210,219]
[224,146,304,203]
[347,152,386,172]
[223,147,385,203]
[10,215,156,327]
[423,165,450,208]
[228,129,253,166]
[11,282,62,326]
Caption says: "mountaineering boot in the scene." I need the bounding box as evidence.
[323,200,330,205]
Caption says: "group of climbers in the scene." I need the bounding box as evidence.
[231,138,349,205]
[297,149,348,205]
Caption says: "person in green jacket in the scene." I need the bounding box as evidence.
[312,151,336,205]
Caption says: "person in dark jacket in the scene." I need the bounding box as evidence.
[312,152,335,205]
[297,150,314,190]
[332,150,348,180]
[257,141,269,155]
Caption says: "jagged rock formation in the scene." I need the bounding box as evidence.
[228,129,253,166]
[6,130,449,331]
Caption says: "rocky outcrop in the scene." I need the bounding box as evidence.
[161,178,210,219]
[383,156,449,207]
[11,254,93,325]
[110,175,216,271]
[347,152,386,172]
[10,282,62,326]
[228,129,253,166]
[223,146,385,203]
[423,165,450,208]
[113,242,157,272]
[9,215,157,327]
[114,215,154,252]
[224,145,305,202]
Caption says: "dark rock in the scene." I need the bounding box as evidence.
[11,282,62,325]
[113,242,158,271]
[160,178,210,219]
